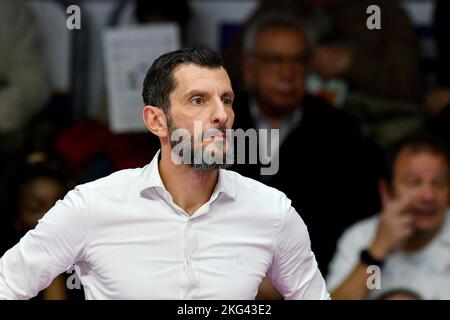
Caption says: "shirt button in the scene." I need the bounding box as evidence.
[184,257,191,271]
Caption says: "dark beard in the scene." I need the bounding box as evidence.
[167,113,232,171]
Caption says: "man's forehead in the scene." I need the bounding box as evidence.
[257,26,307,44]
[172,63,232,91]
[395,149,449,173]
[253,29,309,59]
[173,63,226,78]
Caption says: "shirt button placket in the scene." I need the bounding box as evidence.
[183,218,193,299]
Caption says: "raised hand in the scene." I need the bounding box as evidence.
[369,188,418,260]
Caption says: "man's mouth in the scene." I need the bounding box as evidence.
[276,87,295,95]
[203,129,227,142]
[414,207,437,219]
[209,134,225,141]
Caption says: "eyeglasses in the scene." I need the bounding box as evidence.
[252,52,310,70]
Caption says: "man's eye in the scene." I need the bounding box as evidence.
[191,97,203,105]
[294,58,307,68]
[223,98,233,106]
[433,180,448,189]
[267,57,281,65]
[406,179,421,187]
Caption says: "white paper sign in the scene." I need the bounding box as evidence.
[103,23,180,133]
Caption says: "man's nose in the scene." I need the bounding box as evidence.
[279,61,296,79]
[212,100,229,125]
[418,184,437,202]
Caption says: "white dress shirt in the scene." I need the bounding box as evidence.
[0,151,329,300]
[327,211,450,299]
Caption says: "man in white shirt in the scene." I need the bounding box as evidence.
[327,134,450,299]
[0,47,329,300]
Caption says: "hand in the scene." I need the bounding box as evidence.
[369,189,418,260]
[311,46,352,79]
[425,88,450,116]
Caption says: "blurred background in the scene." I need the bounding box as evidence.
[0,0,449,300]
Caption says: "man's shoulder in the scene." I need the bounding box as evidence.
[222,169,291,206]
[77,166,145,192]
[302,94,361,131]
[339,214,379,246]
[436,210,450,244]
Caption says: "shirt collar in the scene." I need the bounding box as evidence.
[141,149,166,192]
[215,166,236,200]
[141,149,236,201]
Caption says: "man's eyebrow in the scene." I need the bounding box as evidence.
[182,90,207,100]
[403,171,448,179]
[182,90,234,100]
[434,172,449,179]
[404,171,420,176]
[222,91,235,99]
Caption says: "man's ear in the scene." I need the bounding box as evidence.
[378,178,391,207]
[242,55,255,89]
[143,105,168,138]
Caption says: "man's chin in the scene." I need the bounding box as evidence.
[413,212,445,234]
[189,146,233,172]
[268,100,300,115]
[414,219,441,233]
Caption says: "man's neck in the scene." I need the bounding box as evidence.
[256,102,297,129]
[158,146,218,216]
[259,108,285,128]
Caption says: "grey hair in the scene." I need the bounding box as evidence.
[242,11,316,55]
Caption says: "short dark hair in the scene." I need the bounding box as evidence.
[142,47,224,113]
[385,133,450,189]
[243,11,312,55]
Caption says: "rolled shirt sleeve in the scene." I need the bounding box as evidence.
[268,201,330,300]
[0,187,89,299]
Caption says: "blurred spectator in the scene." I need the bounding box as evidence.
[311,0,423,103]
[376,288,422,300]
[309,0,425,149]
[327,134,450,300]
[0,0,51,156]
[232,12,382,281]
[1,151,83,299]
[226,0,425,149]
[224,0,328,92]
[0,0,52,246]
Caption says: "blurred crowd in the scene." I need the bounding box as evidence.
[0,0,449,300]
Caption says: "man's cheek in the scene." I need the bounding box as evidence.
[228,113,235,127]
